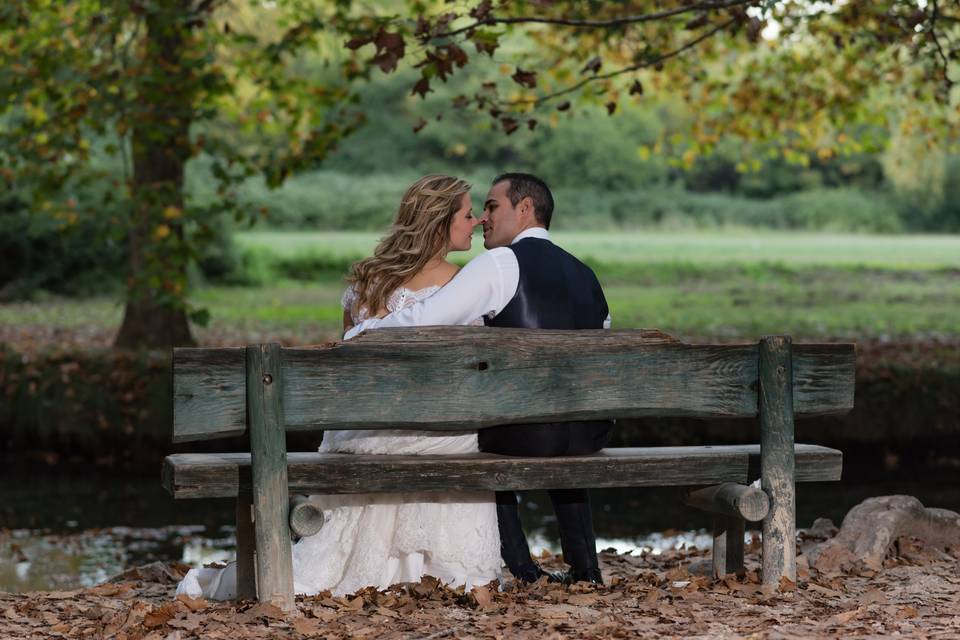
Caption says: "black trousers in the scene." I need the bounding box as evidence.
[478,420,613,575]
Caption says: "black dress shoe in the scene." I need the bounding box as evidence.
[567,567,604,585]
[513,563,567,584]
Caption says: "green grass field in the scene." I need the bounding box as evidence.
[3,231,959,348]
[235,230,960,268]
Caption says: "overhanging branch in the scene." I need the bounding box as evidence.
[505,17,738,108]
[432,0,756,40]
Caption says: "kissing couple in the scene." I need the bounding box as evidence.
[178,172,612,599]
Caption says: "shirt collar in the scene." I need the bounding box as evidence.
[511,227,550,244]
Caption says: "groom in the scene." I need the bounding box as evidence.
[345,173,611,584]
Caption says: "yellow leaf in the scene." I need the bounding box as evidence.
[154,224,171,240]
[637,145,651,160]
[163,206,183,220]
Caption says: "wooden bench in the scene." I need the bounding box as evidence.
[163,327,855,610]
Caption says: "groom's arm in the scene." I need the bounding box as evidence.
[343,248,519,339]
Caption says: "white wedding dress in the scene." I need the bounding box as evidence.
[176,285,501,599]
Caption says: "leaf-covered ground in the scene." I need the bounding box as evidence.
[3,532,958,639]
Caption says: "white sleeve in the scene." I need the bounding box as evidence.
[343,248,519,339]
[603,313,611,330]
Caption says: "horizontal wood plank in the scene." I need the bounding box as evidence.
[173,347,245,442]
[162,444,841,499]
[173,328,855,442]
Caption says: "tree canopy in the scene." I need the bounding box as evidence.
[1,0,957,348]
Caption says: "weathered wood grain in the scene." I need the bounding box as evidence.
[685,483,769,522]
[173,347,245,442]
[744,444,841,482]
[162,444,841,499]
[289,495,325,538]
[792,343,856,418]
[759,336,797,586]
[234,491,256,600]
[246,344,294,611]
[712,514,746,578]
[172,329,855,442]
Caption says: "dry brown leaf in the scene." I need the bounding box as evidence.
[309,606,339,622]
[167,613,202,631]
[88,583,126,597]
[471,585,493,609]
[896,605,919,619]
[779,576,797,592]
[43,591,81,600]
[830,607,863,625]
[857,588,888,605]
[806,582,843,598]
[143,602,178,628]
[239,602,287,621]
[174,594,207,612]
[293,617,324,636]
[567,594,599,606]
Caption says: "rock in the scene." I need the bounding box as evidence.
[804,517,838,540]
[807,495,960,574]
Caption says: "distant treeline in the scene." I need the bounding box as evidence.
[3,67,960,300]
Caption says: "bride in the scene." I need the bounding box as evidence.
[177,175,501,598]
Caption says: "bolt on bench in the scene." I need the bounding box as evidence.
[163,327,855,611]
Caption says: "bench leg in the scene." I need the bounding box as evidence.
[235,491,257,600]
[247,344,295,611]
[712,514,745,579]
[759,336,796,587]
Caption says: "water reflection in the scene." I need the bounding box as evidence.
[2,464,958,593]
[0,523,720,593]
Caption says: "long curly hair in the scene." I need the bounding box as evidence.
[346,174,472,319]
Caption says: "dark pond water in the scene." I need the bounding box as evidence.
[2,460,959,593]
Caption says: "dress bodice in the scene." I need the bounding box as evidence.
[342,284,482,327]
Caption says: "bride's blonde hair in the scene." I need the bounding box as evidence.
[347,174,472,318]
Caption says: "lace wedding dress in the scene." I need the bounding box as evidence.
[176,285,501,599]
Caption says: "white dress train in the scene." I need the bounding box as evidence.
[176,285,501,598]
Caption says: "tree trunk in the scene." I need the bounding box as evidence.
[114,0,197,350]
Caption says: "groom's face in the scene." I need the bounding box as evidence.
[481,180,523,249]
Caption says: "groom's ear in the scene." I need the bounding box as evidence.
[519,196,535,219]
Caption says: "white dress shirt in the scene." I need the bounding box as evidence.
[343,227,610,339]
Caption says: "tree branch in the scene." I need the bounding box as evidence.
[432,0,755,39]
[505,17,738,108]
[929,0,954,90]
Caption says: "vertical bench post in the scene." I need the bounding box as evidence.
[234,490,257,600]
[759,335,796,586]
[246,343,294,611]
[712,514,746,578]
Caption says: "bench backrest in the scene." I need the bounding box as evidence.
[172,327,855,443]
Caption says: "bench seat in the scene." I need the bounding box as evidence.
[162,444,842,499]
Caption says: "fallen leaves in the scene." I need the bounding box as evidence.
[1,533,959,639]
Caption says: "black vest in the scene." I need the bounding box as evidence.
[485,237,608,330]
[479,236,613,455]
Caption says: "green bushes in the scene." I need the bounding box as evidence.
[0,190,125,300]
[198,169,911,234]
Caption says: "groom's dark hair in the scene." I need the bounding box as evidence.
[493,172,554,230]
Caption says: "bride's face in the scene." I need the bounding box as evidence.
[446,193,479,252]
